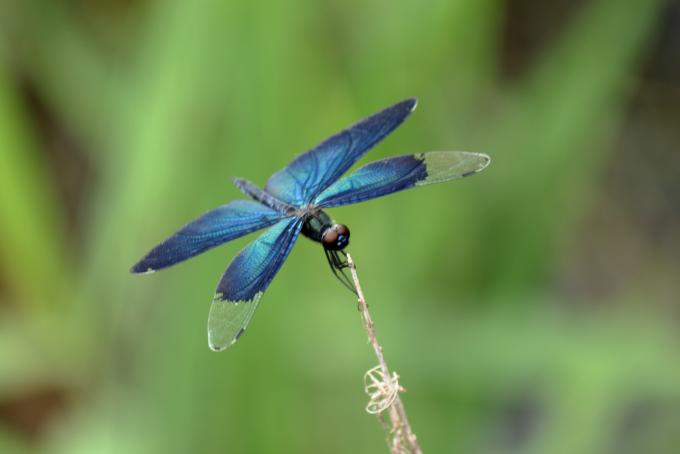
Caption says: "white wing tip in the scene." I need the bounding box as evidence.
[409,98,418,112]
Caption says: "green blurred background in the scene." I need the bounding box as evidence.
[1,0,679,452]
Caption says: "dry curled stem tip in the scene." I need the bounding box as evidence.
[364,365,401,414]
[346,253,422,454]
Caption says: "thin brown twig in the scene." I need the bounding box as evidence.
[346,253,422,454]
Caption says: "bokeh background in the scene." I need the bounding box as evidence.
[1,0,679,452]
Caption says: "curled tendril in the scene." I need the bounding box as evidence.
[364,365,401,414]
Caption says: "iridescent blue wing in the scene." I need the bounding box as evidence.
[265,98,417,206]
[314,152,490,208]
[207,217,302,351]
[131,200,285,273]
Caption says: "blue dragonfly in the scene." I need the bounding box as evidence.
[131,99,490,350]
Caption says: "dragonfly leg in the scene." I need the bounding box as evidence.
[330,249,343,268]
[336,250,350,269]
[326,250,354,292]
[325,249,357,295]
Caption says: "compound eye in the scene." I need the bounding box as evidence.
[336,224,349,237]
[322,229,338,246]
[335,224,350,249]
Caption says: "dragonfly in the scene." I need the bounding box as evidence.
[131,98,490,351]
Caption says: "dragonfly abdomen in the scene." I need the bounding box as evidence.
[233,178,295,215]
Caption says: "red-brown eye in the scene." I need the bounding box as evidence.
[336,224,349,237]
[322,229,338,245]
[322,224,350,250]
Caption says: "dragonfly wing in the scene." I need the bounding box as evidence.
[265,98,417,206]
[207,217,302,350]
[314,151,490,208]
[131,200,285,273]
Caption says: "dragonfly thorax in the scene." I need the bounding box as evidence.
[301,209,350,251]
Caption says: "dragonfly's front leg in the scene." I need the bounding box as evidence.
[335,250,350,269]
[325,249,357,295]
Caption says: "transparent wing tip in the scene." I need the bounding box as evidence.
[207,292,263,352]
[457,152,490,178]
[475,152,491,171]
[208,339,234,352]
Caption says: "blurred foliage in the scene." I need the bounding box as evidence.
[1,0,679,453]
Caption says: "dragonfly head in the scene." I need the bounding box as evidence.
[322,224,350,251]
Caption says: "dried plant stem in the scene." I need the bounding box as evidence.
[346,253,422,454]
